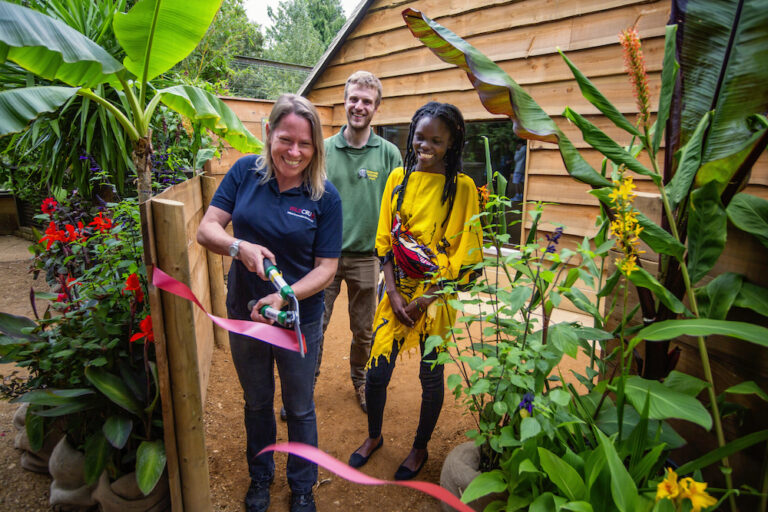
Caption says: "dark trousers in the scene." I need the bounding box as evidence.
[365,339,445,450]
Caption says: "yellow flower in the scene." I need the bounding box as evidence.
[656,468,680,501]
[679,477,717,512]
[619,254,638,275]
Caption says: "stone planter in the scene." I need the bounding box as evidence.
[440,441,507,512]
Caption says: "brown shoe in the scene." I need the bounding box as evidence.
[355,384,367,413]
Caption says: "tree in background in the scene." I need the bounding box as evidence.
[255,0,346,98]
[171,0,263,94]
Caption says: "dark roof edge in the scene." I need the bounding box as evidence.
[298,0,377,97]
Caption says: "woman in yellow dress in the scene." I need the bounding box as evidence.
[348,102,483,480]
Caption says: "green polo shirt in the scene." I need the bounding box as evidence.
[325,126,403,253]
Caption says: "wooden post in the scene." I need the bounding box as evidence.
[151,197,212,511]
[140,201,183,512]
[201,176,229,349]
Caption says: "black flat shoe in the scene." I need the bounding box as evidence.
[348,437,383,468]
[394,451,428,481]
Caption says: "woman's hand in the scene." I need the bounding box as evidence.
[404,296,428,323]
[388,290,415,328]
[250,292,287,324]
[237,241,276,280]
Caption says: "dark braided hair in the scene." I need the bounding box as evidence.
[393,102,466,226]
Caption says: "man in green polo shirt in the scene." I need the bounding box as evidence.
[319,71,402,412]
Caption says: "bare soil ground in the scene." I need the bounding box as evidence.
[0,235,588,511]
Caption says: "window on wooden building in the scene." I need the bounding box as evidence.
[379,120,527,244]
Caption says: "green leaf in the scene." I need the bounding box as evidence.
[25,408,44,452]
[627,267,686,314]
[574,327,614,341]
[401,8,610,188]
[594,429,638,512]
[663,371,709,397]
[103,416,133,450]
[0,86,81,137]
[12,388,95,406]
[84,431,111,485]
[687,181,727,284]
[726,192,768,249]
[636,211,685,262]
[624,375,712,429]
[136,439,166,495]
[733,281,768,318]
[562,502,594,512]
[652,25,679,155]
[538,447,586,501]
[558,49,639,138]
[461,469,506,504]
[548,323,579,358]
[695,126,768,196]
[520,416,541,441]
[725,381,768,402]
[549,388,571,407]
[497,286,532,315]
[113,0,222,82]
[634,318,768,348]
[85,366,142,415]
[699,272,743,319]
[0,2,122,87]
[664,112,712,210]
[0,312,39,340]
[528,493,560,512]
[158,85,262,154]
[675,429,768,476]
[563,107,658,183]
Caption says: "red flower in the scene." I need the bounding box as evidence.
[39,222,65,249]
[130,315,154,343]
[123,273,144,303]
[56,293,67,302]
[89,213,113,233]
[41,198,57,215]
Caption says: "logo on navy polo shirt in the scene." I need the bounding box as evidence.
[287,206,316,223]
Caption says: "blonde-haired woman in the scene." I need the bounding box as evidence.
[198,94,342,512]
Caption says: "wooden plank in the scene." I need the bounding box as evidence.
[334,2,668,66]
[524,202,600,238]
[155,175,204,226]
[201,176,228,350]
[752,151,768,186]
[151,196,212,512]
[314,35,665,91]
[526,174,659,206]
[529,147,666,177]
[338,72,662,125]
[140,202,183,512]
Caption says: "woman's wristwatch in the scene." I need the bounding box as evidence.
[228,239,243,259]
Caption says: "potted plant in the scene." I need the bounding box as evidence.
[0,194,167,510]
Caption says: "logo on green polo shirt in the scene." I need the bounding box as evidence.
[357,168,379,180]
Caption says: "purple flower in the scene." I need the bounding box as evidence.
[518,392,534,414]
[545,227,564,253]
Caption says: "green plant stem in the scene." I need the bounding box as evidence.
[76,89,139,141]
[651,151,737,512]
[117,74,145,137]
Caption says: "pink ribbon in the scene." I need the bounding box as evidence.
[259,442,475,512]
[151,267,301,352]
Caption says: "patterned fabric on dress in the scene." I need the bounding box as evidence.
[368,167,483,366]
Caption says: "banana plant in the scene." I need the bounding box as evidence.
[0,0,262,202]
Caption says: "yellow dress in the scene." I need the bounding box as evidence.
[368,167,483,365]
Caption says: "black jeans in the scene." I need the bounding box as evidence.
[365,339,444,450]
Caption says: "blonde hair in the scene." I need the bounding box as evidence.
[259,94,326,200]
[344,71,383,107]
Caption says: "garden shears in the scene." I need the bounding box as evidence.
[247,257,305,357]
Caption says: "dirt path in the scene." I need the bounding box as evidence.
[0,235,588,511]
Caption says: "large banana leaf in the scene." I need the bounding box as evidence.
[0,2,122,87]
[675,0,768,164]
[402,7,609,188]
[0,86,79,136]
[113,0,222,83]
[159,85,263,154]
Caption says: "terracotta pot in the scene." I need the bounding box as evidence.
[48,436,98,511]
[440,441,507,512]
[92,471,170,512]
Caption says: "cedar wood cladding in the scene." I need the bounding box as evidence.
[301,0,768,249]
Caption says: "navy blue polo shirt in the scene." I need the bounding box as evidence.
[210,155,342,323]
